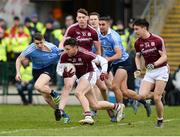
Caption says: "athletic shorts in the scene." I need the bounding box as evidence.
[110,57,132,75]
[143,66,169,83]
[32,64,54,82]
[76,71,97,86]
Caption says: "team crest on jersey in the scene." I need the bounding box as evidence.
[151,42,155,47]
[87,32,91,36]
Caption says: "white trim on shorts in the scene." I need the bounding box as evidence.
[143,66,169,83]
[76,71,97,86]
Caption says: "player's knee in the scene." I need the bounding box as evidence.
[75,91,82,98]
[153,93,162,102]
[99,87,107,93]
[140,95,146,100]
[34,83,42,92]
[91,103,99,110]
[111,83,118,91]
[139,93,147,100]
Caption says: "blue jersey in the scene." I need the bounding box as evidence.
[21,41,62,69]
[99,28,129,64]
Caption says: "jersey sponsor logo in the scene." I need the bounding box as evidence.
[76,36,92,42]
[141,47,157,54]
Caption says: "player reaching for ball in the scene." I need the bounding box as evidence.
[58,37,125,125]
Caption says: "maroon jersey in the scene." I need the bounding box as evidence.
[134,33,167,68]
[60,48,96,78]
[64,23,99,51]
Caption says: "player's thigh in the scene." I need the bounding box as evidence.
[154,80,167,96]
[75,78,92,96]
[113,69,127,88]
[64,75,76,90]
[35,73,51,87]
[139,80,154,97]
[96,79,107,92]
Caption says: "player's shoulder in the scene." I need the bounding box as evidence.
[45,41,56,48]
[25,43,36,51]
[60,51,68,57]
[67,23,79,31]
[110,29,121,40]
[151,33,164,42]
[87,25,98,33]
[79,47,96,57]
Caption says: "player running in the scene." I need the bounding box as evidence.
[15,32,69,123]
[133,19,169,128]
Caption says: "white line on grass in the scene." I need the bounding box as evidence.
[0,119,178,135]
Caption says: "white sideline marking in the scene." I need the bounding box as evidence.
[0,119,178,135]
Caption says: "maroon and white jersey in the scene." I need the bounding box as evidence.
[134,33,167,68]
[60,48,96,78]
[64,23,99,51]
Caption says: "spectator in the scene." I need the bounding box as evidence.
[15,58,33,105]
[30,13,44,34]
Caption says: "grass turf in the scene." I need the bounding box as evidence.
[0,104,180,136]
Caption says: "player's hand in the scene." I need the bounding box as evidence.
[146,63,154,71]
[134,70,141,78]
[100,72,108,81]
[15,73,21,81]
[63,67,75,78]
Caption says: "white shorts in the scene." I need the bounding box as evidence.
[76,72,97,86]
[143,66,169,83]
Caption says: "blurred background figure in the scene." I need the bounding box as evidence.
[15,58,33,105]
[61,15,74,34]
[30,13,44,34]
[24,17,35,42]
[113,20,129,50]
[0,18,7,30]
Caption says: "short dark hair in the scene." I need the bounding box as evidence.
[34,32,44,41]
[64,37,77,47]
[14,16,20,21]
[89,12,100,18]
[77,8,88,16]
[133,18,149,30]
[99,16,111,22]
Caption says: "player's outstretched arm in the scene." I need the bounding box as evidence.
[15,55,25,81]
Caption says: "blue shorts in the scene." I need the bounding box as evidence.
[32,64,54,82]
[109,57,132,75]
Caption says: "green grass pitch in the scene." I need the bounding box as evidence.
[0,104,180,136]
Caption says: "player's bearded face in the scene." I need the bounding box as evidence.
[77,13,88,27]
